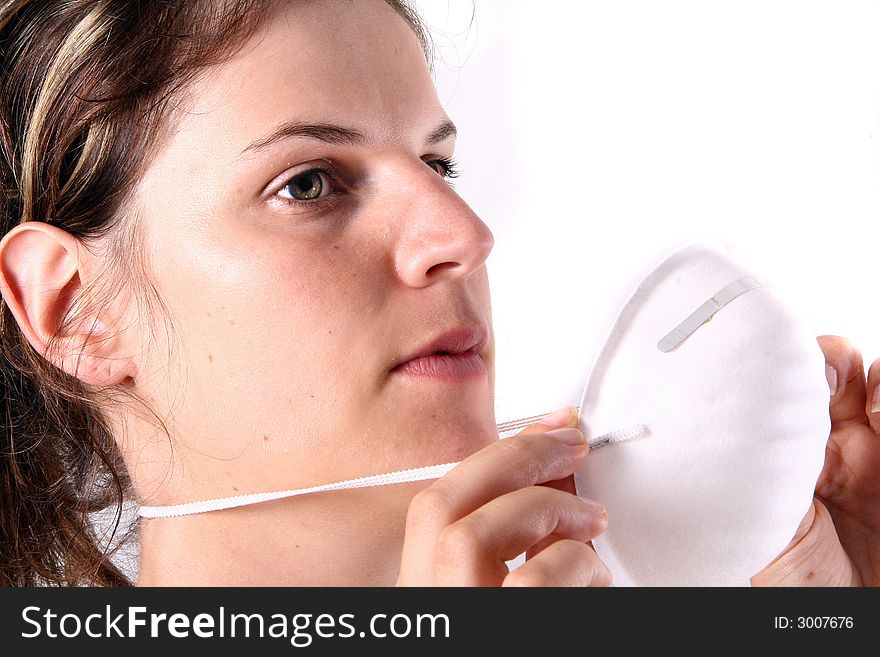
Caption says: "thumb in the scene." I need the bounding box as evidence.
[817,335,868,430]
[866,355,880,435]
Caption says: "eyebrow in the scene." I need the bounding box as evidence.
[241,119,458,155]
[425,120,457,145]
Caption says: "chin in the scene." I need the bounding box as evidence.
[421,408,498,460]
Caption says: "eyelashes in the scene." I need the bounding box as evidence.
[272,156,462,212]
[428,156,460,183]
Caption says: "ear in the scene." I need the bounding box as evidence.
[0,222,136,387]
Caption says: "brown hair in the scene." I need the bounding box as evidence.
[0,0,432,586]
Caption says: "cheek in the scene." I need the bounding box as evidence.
[147,227,390,433]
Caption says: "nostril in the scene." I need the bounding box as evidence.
[425,261,460,277]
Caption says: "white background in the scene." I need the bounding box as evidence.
[415,0,880,422]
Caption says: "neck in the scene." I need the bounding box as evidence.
[136,482,424,586]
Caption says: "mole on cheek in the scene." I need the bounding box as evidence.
[208,353,213,362]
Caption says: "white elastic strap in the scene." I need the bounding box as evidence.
[588,423,649,449]
[137,423,649,519]
[138,462,459,519]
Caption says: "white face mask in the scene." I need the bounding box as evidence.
[138,241,830,587]
[573,241,830,586]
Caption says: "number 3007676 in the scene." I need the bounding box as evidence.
[774,617,854,629]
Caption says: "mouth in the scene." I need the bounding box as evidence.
[390,325,489,381]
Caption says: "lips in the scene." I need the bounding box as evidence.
[391,326,489,381]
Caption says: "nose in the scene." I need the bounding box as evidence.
[392,167,495,288]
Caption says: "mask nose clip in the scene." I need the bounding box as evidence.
[657,275,768,353]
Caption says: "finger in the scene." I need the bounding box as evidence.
[518,406,580,434]
[518,408,580,496]
[400,425,589,580]
[520,406,595,559]
[519,408,582,495]
[432,486,607,584]
[866,356,880,435]
[526,472,581,561]
[503,539,612,587]
[408,426,589,530]
[478,407,586,575]
[817,336,868,430]
[518,409,583,559]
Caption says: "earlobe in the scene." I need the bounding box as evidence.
[0,222,135,386]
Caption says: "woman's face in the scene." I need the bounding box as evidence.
[121,0,496,501]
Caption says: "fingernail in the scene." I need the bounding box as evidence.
[541,407,574,429]
[546,427,585,445]
[580,496,608,522]
[871,384,880,414]
[825,364,838,397]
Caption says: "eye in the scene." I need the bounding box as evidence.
[277,169,334,201]
[426,156,460,183]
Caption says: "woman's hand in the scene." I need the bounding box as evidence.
[397,408,611,586]
[752,335,880,586]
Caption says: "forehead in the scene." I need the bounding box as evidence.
[170,0,441,151]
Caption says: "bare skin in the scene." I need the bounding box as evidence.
[0,0,876,586]
[752,336,880,586]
